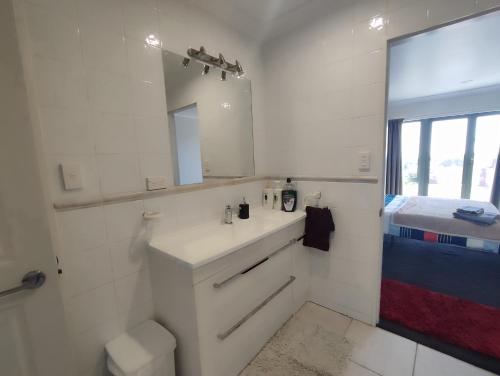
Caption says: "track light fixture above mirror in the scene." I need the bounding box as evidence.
[186,46,245,78]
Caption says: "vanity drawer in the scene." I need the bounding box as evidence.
[196,266,295,376]
[194,240,293,327]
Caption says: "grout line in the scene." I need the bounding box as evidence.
[412,343,419,376]
[349,359,384,376]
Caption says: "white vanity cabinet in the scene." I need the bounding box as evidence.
[148,210,308,376]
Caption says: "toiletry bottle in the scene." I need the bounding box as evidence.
[263,182,274,210]
[224,205,233,224]
[282,178,297,212]
[273,181,283,211]
[239,197,249,219]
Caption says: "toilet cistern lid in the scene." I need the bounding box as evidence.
[105,320,176,374]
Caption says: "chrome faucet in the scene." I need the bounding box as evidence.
[224,205,233,224]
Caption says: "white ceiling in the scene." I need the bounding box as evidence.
[189,0,348,43]
[389,10,500,103]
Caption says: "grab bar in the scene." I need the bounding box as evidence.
[213,237,302,289]
[217,275,296,340]
[0,271,46,298]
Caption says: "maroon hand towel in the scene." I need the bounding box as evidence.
[303,206,335,251]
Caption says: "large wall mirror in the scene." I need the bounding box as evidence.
[162,50,255,186]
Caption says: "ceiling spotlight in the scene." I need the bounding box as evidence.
[219,53,228,69]
[221,71,227,81]
[182,58,190,68]
[369,16,385,31]
[145,34,161,47]
[235,60,244,77]
[202,65,210,75]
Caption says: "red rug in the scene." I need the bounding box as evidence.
[380,279,500,359]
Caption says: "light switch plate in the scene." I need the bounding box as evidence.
[358,151,371,171]
[60,163,83,190]
[146,176,168,191]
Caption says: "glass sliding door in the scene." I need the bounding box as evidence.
[470,115,500,201]
[428,118,468,199]
[396,112,500,201]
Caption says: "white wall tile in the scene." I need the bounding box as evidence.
[80,27,128,75]
[134,115,170,154]
[66,283,118,334]
[76,0,124,36]
[426,0,478,26]
[126,40,163,84]
[26,0,77,18]
[130,79,167,117]
[104,200,145,242]
[386,2,430,39]
[60,245,113,298]
[122,0,159,42]
[93,112,137,154]
[97,154,143,195]
[352,49,386,87]
[353,18,387,55]
[57,207,107,252]
[114,268,153,315]
[109,237,147,279]
[25,3,81,63]
[39,107,94,155]
[33,57,87,110]
[86,69,131,115]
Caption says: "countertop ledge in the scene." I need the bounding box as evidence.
[148,208,306,269]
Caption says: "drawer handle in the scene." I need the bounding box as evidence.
[217,275,296,341]
[213,238,299,289]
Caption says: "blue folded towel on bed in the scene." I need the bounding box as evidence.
[456,206,484,216]
[453,211,498,225]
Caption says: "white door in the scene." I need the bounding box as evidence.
[0,0,74,374]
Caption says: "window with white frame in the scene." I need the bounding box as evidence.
[401,112,500,200]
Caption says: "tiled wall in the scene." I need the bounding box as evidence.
[56,180,264,376]
[15,0,265,375]
[261,0,500,324]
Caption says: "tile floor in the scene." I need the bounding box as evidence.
[242,302,496,376]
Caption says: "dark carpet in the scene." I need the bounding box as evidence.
[383,236,500,308]
[381,236,500,374]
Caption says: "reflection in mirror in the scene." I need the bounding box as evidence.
[162,50,255,186]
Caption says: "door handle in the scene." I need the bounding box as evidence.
[0,270,46,298]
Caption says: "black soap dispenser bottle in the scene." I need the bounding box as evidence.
[282,178,297,212]
[239,197,249,219]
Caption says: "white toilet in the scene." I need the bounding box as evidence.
[105,320,176,376]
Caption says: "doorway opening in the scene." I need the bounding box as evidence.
[381,8,500,374]
[169,104,203,186]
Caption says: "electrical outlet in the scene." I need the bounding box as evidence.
[146,176,168,191]
[358,151,371,171]
[60,163,83,190]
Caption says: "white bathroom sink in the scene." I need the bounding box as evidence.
[148,208,306,268]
